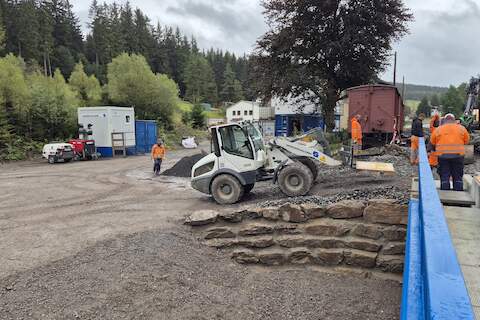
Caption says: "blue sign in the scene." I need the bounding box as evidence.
[313,151,319,158]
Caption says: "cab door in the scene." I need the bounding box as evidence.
[217,125,257,173]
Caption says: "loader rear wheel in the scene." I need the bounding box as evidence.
[278,162,313,197]
[211,174,244,204]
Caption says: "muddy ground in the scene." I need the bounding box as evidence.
[0,146,406,320]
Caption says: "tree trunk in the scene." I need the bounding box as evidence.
[324,87,338,132]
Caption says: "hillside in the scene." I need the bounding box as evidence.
[396,83,448,101]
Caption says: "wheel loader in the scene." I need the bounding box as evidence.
[191,122,343,204]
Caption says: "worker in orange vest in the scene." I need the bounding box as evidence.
[410,113,425,165]
[351,114,363,153]
[430,114,470,191]
[428,112,441,167]
[151,140,166,176]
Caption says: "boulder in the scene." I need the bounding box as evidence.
[344,250,377,268]
[288,248,313,264]
[352,224,383,240]
[219,211,243,223]
[276,235,344,249]
[344,239,381,253]
[382,242,405,255]
[204,227,236,239]
[305,221,351,237]
[273,224,302,235]
[239,224,274,236]
[185,210,218,226]
[327,200,365,219]
[232,249,259,264]
[364,201,408,225]
[259,207,281,221]
[238,236,275,248]
[377,255,404,273]
[280,203,307,223]
[314,249,344,266]
[239,208,263,220]
[383,226,407,241]
[257,250,285,266]
[301,203,326,219]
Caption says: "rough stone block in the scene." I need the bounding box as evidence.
[327,200,366,219]
[301,203,326,219]
[276,235,344,249]
[185,210,218,226]
[258,250,285,265]
[238,236,274,248]
[239,224,274,236]
[364,202,408,225]
[383,226,407,241]
[368,199,397,206]
[205,238,238,248]
[313,249,344,266]
[204,228,236,239]
[259,207,281,221]
[377,255,404,273]
[344,250,377,268]
[305,221,350,237]
[288,248,313,264]
[232,249,259,264]
[352,224,383,240]
[240,208,263,220]
[279,203,307,223]
[344,239,382,252]
[382,242,405,255]
[219,211,243,223]
[273,224,302,235]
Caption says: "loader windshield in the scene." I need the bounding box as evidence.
[218,125,254,159]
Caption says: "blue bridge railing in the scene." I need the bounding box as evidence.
[400,138,474,319]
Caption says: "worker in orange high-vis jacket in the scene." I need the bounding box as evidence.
[428,112,441,167]
[351,114,363,153]
[430,114,470,191]
[151,140,166,176]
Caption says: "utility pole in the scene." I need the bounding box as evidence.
[393,51,397,86]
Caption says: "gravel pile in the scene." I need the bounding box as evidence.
[162,153,206,177]
[260,185,409,207]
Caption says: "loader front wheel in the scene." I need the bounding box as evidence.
[278,162,313,197]
[211,174,244,204]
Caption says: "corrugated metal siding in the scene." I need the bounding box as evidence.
[135,120,158,154]
[275,115,324,136]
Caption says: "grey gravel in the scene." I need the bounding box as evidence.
[0,227,401,320]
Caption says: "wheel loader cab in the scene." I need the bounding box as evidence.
[191,123,265,203]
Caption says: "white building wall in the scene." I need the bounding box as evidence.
[271,95,319,115]
[226,101,259,123]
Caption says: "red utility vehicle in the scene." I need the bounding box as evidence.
[68,124,100,161]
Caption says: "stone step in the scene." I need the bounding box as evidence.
[411,178,475,206]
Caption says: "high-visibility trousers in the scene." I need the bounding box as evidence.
[410,136,419,164]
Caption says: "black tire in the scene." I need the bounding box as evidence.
[211,174,244,204]
[278,162,314,197]
[64,158,72,163]
[296,158,318,181]
[244,183,255,194]
[48,156,56,164]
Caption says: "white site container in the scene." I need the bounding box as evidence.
[77,106,136,157]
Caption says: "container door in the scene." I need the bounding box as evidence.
[275,115,288,137]
[135,121,147,154]
[146,122,157,152]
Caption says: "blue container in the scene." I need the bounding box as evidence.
[275,115,324,136]
[135,120,158,154]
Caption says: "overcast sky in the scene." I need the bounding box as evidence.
[72,0,480,87]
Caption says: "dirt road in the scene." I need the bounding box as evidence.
[0,148,402,319]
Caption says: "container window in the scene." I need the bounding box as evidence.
[126,115,131,123]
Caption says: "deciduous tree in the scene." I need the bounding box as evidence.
[254,0,413,130]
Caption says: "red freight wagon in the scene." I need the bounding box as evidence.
[347,84,405,143]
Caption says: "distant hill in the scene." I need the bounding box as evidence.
[395,83,448,101]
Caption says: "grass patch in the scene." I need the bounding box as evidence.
[405,99,420,111]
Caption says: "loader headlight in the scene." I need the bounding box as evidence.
[194,161,215,177]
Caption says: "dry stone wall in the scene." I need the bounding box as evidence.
[185,199,407,274]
